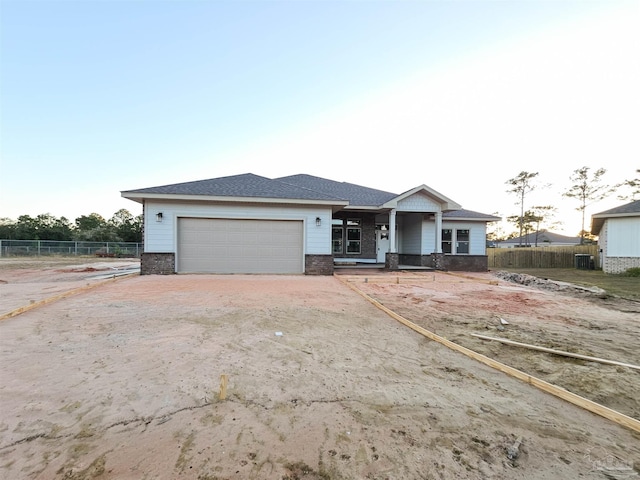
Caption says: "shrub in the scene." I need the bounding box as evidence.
[621,267,640,277]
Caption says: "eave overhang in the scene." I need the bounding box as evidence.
[591,211,640,235]
[445,216,501,222]
[121,192,349,210]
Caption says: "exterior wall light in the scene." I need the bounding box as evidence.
[316,217,321,227]
[156,212,163,222]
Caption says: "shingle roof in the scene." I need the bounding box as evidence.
[122,173,343,202]
[593,199,640,216]
[497,231,581,245]
[276,174,397,206]
[122,173,497,219]
[591,199,640,234]
[442,209,501,221]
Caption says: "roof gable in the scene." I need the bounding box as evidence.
[383,185,461,211]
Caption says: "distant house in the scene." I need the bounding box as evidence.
[591,200,640,274]
[494,231,581,248]
[121,173,500,275]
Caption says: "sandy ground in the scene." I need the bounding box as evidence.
[346,270,640,422]
[0,260,638,479]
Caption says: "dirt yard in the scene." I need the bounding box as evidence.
[0,259,638,479]
[345,270,640,421]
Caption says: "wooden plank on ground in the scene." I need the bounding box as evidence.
[0,273,137,321]
[336,275,640,434]
[470,333,640,371]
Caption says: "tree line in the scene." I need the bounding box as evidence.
[496,167,639,245]
[0,209,142,243]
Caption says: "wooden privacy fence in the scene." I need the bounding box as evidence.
[488,245,599,269]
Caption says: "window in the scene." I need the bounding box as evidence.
[442,228,470,254]
[442,229,452,253]
[346,219,361,254]
[456,229,470,254]
[331,226,343,254]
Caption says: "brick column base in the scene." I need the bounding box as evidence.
[305,255,334,275]
[385,253,399,270]
[431,253,446,270]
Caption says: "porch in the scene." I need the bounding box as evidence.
[333,262,435,274]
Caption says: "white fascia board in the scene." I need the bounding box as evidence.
[592,212,640,219]
[445,217,500,222]
[121,192,349,208]
[342,205,384,211]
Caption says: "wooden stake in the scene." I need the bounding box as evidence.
[219,374,228,400]
[470,333,640,371]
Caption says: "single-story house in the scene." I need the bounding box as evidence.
[591,199,640,274]
[494,231,581,248]
[121,173,500,275]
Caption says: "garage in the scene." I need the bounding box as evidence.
[177,217,304,274]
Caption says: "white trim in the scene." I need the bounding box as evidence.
[444,217,500,222]
[123,192,348,207]
[343,205,385,211]
[592,211,640,219]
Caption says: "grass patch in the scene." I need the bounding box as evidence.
[621,267,640,277]
[496,268,640,300]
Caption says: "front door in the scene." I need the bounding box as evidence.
[376,230,390,263]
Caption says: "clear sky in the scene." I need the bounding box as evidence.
[1,0,638,236]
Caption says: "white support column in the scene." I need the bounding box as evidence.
[389,209,397,253]
[435,211,443,253]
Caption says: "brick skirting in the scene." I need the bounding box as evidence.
[395,254,488,271]
[439,254,488,272]
[141,252,175,275]
[305,255,334,275]
[603,256,640,274]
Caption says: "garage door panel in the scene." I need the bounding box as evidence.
[178,218,303,274]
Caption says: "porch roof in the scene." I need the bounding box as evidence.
[443,209,501,221]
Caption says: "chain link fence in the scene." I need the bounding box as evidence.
[0,240,142,257]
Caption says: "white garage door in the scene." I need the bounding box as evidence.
[177,218,304,274]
